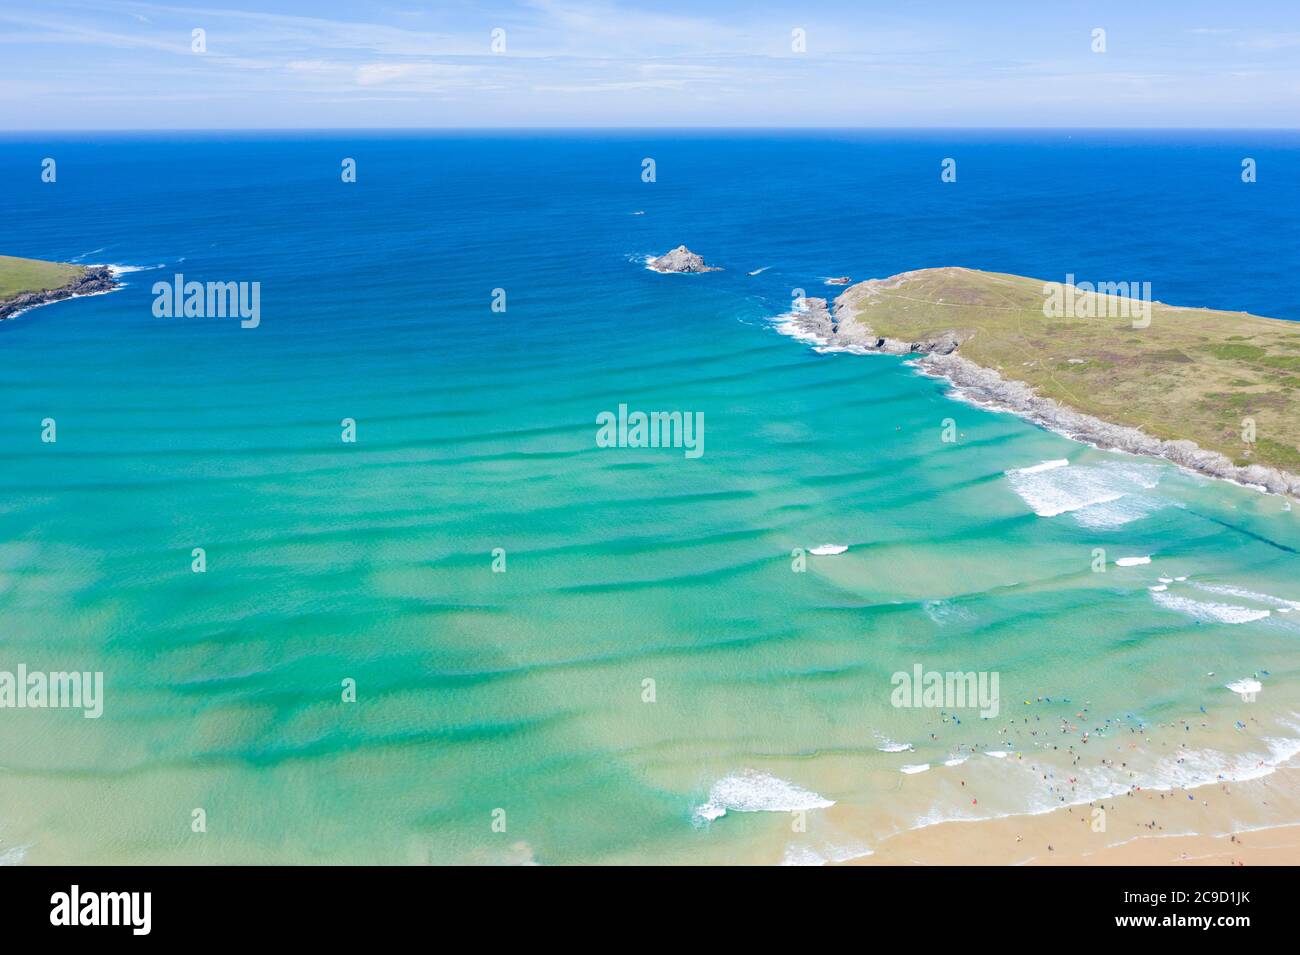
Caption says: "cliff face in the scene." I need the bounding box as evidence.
[0,266,118,321]
[779,293,965,356]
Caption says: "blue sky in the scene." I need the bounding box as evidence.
[2,1,1298,128]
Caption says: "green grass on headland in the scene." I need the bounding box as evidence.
[835,267,1300,474]
[0,254,86,301]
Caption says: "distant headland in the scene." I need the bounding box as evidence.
[0,255,119,322]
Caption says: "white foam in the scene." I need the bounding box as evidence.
[1139,728,1300,790]
[87,262,164,275]
[1149,584,1168,592]
[984,750,1009,758]
[1073,502,1143,528]
[772,313,827,346]
[1116,556,1151,567]
[1226,678,1262,699]
[1013,459,1070,474]
[809,544,848,556]
[900,763,930,774]
[780,844,826,866]
[748,266,771,275]
[876,739,914,753]
[1107,461,1163,490]
[768,308,882,357]
[780,841,872,866]
[1151,590,1271,624]
[1191,582,1300,611]
[900,716,1300,841]
[694,771,834,823]
[943,756,969,766]
[1005,463,1122,518]
[1004,459,1166,526]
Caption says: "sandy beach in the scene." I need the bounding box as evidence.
[844,764,1300,866]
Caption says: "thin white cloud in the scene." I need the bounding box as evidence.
[1234,33,1300,51]
[1,1,1298,128]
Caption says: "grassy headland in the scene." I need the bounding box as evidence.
[0,254,86,299]
[828,267,1300,481]
[0,254,116,321]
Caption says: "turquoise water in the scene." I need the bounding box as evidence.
[2,131,1300,864]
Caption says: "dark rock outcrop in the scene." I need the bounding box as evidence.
[648,245,720,273]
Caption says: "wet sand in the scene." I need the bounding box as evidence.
[843,765,1300,865]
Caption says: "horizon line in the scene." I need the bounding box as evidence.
[3,125,1299,134]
